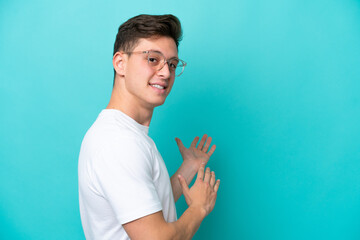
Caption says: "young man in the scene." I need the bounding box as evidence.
[78,14,220,240]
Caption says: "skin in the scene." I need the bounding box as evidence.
[107,36,220,240]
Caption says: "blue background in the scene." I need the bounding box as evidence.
[1,0,360,239]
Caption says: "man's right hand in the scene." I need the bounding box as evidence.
[123,163,220,240]
[178,162,220,217]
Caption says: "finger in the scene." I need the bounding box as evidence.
[190,136,200,148]
[204,167,211,183]
[175,137,186,151]
[207,144,216,156]
[210,171,216,187]
[214,179,220,192]
[197,162,205,181]
[197,134,207,150]
[202,136,212,152]
[178,174,190,195]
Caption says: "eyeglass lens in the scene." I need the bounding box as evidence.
[147,51,184,77]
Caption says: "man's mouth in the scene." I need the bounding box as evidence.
[149,84,166,90]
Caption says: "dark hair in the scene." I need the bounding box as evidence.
[112,14,183,82]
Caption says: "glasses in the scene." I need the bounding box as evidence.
[125,50,187,77]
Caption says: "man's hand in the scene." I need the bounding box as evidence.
[175,134,216,170]
[178,162,220,217]
[171,134,217,202]
[123,164,221,240]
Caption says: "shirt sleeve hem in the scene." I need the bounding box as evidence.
[117,203,163,224]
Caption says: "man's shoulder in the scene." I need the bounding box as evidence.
[84,123,147,151]
[82,118,152,157]
[79,110,156,166]
[80,125,154,176]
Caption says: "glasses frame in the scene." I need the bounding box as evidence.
[124,50,187,77]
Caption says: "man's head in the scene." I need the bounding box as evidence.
[110,14,184,110]
[113,14,183,82]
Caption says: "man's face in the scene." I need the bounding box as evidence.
[121,36,178,109]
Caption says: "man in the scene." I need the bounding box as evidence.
[78,14,220,240]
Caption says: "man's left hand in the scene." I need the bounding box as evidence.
[175,134,216,169]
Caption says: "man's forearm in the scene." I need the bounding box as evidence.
[166,206,207,240]
[171,162,198,202]
[126,164,219,240]
[122,207,206,240]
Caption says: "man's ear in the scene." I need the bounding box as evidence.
[113,52,126,76]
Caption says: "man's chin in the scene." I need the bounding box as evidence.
[153,100,166,107]
[143,99,165,109]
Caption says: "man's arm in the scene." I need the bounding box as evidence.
[123,163,220,240]
[171,134,216,202]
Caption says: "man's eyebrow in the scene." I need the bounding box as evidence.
[149,49,178,59]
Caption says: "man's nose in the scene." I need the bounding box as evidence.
[157,61,171,78]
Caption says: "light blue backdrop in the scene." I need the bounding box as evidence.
[1,0,360,239]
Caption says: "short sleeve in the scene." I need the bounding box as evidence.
[92,137,162,224]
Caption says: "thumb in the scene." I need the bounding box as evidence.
[175,137,186,151]
[178,174,191,204]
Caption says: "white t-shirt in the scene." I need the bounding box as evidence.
[78,109,177,240]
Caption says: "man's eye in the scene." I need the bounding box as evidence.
[169,61,178,69]
[149,57,158,63]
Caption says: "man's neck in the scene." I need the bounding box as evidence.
[106,88,154,127]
